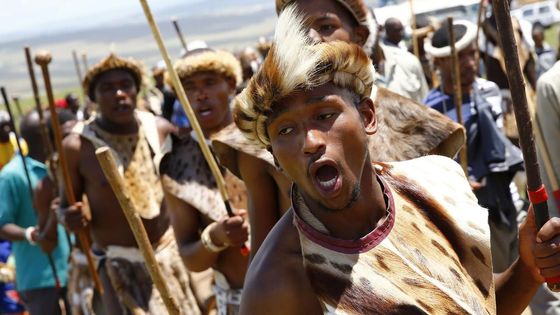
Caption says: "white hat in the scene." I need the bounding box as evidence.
[425,20,477,58]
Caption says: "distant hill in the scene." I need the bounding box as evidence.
[0,0,276,98]
[0,0,382,99]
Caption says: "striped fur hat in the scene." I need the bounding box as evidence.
[276,0,370,26]
[167,49,243,88]
[83,54,143,101]
[276,0,377,54]
[234,5,375,148]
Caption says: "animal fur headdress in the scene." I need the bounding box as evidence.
[276,0,378,55]
[276,0,369,28]
[83,53,143,101]
[168,49,243,88]
[234,5,375,148]
[425,20,477,58]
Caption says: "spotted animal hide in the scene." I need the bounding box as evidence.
[293,156,495,314]
[160,133,247,222]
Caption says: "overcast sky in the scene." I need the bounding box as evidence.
[0,0,194,42]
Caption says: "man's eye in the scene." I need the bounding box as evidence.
[122,81,134,89]
[205,79,216,86]
[319,24,336,32]
[318,113,335,120]
[279,127,293,135]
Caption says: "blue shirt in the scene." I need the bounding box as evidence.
[423,88,476,125]
[424,78,523,180]
[171,99,191,128]
[0,156,69,291]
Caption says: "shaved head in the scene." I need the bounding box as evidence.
[20,110,45,162]
[384,17,404,46]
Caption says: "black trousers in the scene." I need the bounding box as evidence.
[19,286,70,315]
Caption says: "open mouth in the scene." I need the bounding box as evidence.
[115,104,132,113]
[198,107,214,117]
[311,160,341,196]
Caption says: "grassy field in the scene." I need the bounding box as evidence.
[3,86,82,127]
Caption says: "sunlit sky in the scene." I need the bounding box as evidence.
[0,0,193,42]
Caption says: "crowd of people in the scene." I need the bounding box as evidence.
[1,0,560,314]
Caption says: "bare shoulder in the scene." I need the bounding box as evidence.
[238,149,269,174]
[241,210,323,315]
[62,132,82,151]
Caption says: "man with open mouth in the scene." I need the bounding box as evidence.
[58,54,201,314]
[159,48,249,315]
[211,0,465,259]
[235,6,560,314]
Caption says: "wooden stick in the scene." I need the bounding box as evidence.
[81,53,89,73]
[72,50,86,104]
[447,17,469,175]
[34,51,104,294]
[95,147,180,315]
[11,96,22,116]
[139,0,249,256]
[532,107,560,214]
[492,0,559,291]
[25,46,55,157]
[409,0,420,59]
[72,50,83,82]
[475,0,486,74]
[172,17,188,52]
[1,86,61,290]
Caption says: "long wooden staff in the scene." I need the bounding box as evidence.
[34,52,104,294]
[11,96,22,116]
[95,147,180,315]
[139,0,249,256]
[492,0,560,292]
[447,17,469,175]
[533,110,560,214]
[409,0,419,59]
[25,47,54,157]
[72,50,83,82]
[172,17,188,52]
[475,0,486,74]
[71,50,86,103]
[0,87,61,290]
[81,53,89,73]
[26,46,73,250]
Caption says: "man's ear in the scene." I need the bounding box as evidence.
[227,77,237,93]
[353,25,370,47]
[266,145,285,173]
[358,97,377,135]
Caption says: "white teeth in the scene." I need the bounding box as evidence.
[200,109,212,116]
[317,177,336,190]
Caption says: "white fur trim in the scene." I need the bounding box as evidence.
[425,20,477,58]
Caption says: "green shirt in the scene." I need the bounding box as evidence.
[0,156,69,291]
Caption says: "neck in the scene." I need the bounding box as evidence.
[441,79,473,96]
[203,113,233,139]
[96,116,139,135]
[27,152,44,163]
[305,160,387,240]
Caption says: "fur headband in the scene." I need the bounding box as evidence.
[83,54,143,101]
[168,49,243,88]
[276,0,369,26]
[425,20,477,58]
[234,5,375,148]
[276,0,377,55]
